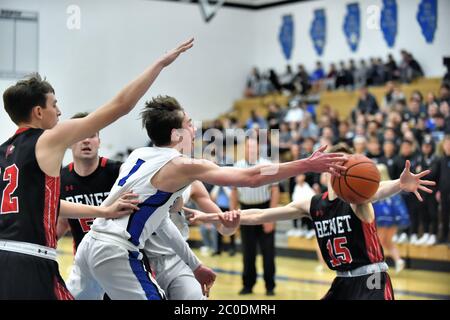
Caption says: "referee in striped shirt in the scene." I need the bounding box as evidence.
[231,138,280,296]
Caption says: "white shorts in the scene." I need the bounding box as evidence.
[149,254,204,300]
[69,232,165,300]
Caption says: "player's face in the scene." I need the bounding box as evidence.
[41,93,61,129]
[71,133,100,160]
[177,112,196,155]
[443,138,450,156]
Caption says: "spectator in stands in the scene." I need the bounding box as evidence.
[269,69,282,93]
[382,81,405,112]
[379,139,397,179]
[404,96,427,129]
[366,136,383,163]
[310,61,326,93]
[367,57,382,86]
[352,86,379,123]
[245,67,261,97]
[246,109,267,130]
[266,103,283,130]
[297,113,319,141]
[354,59,368,88]
[284,100,305,124]
[294,64,310,95]
[280,65,296,92]
[431,135,450,244]
[385,53,399,81]
[335,61,351,89]
[325,63,337,90]
[439,83,450,104]
[337,120,354,146]
[430,113,447,142]
[353,135,367,155]
[278,122,294,161]
[400,50,424,83]
[416,135,439,246]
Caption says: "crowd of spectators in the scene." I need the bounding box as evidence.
[244,50,425,97]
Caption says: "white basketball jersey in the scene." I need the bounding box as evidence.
[145,185,192,257]
[91,146,187,249]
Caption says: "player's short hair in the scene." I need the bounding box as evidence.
[140,95,184,146]
[3,73,55,125]
[71,112,89,119]
[329,143,354,155]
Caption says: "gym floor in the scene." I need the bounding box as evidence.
[57,237,450,300]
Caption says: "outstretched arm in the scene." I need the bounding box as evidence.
[186,198,312,226]
[370,160,435,202]
[59,192,139,218]
[37,38,194,176]
[177,145,347,188]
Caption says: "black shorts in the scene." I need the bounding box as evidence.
[322,272,394,300]
[0,250,73,300]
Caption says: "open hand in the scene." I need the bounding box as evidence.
[400,160,436,201]
[158,37,194,67]
[103,192,140,219]
[306,145,348,176]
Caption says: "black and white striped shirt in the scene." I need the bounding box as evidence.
[234,158,276,205]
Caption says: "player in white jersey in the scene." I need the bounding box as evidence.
[71,95,348,300]
[147,180,237,300]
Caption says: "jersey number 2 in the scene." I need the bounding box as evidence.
[1,164,19,214]
[326,237,353,267]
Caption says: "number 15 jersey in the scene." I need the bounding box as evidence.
[310,192,385,271]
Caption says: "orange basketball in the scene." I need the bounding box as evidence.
[331,154,380,204]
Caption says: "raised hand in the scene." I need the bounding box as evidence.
[400,160,436,202]
[193,264,216,297]
[306,145,348,175]
[157,37,194,67]
[103,192,140,219]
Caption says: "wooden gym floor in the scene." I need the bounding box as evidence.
[57,237,450,300]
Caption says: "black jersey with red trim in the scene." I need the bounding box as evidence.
[0,128,60,248]
[310,192,385,271]
[60,157,122,250]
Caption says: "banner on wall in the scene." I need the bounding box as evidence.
[381,0,397,48]
[417,0,437,44]
[279,15,294,61]
[343,3,360,52]
[310,9,326,56]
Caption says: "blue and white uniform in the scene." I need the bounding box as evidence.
[145,185,207,300]
[68,147,201,300]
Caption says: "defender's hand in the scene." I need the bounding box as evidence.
[102,192,140,219]
[399,160,436,202]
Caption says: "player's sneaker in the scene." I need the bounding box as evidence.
[395,259,405,274]
[416,233,430,245]
[425,234,437,246]
[409,234,419,245]
[397,233,408,244]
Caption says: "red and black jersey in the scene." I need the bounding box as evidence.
[60,157,122,250]
[0,128,60,248]
[310,192,385,271]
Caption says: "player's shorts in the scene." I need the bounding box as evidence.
[322,271,394,300]
[149,254,204,300]
[0,249,73,300]
[70,231,166,300]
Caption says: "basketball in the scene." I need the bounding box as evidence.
[331,154,380,204]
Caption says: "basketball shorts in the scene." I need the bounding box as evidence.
[69,232,166,300]
[149,254,204,300]
[322,272,394,300]
[0,250,73,300]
